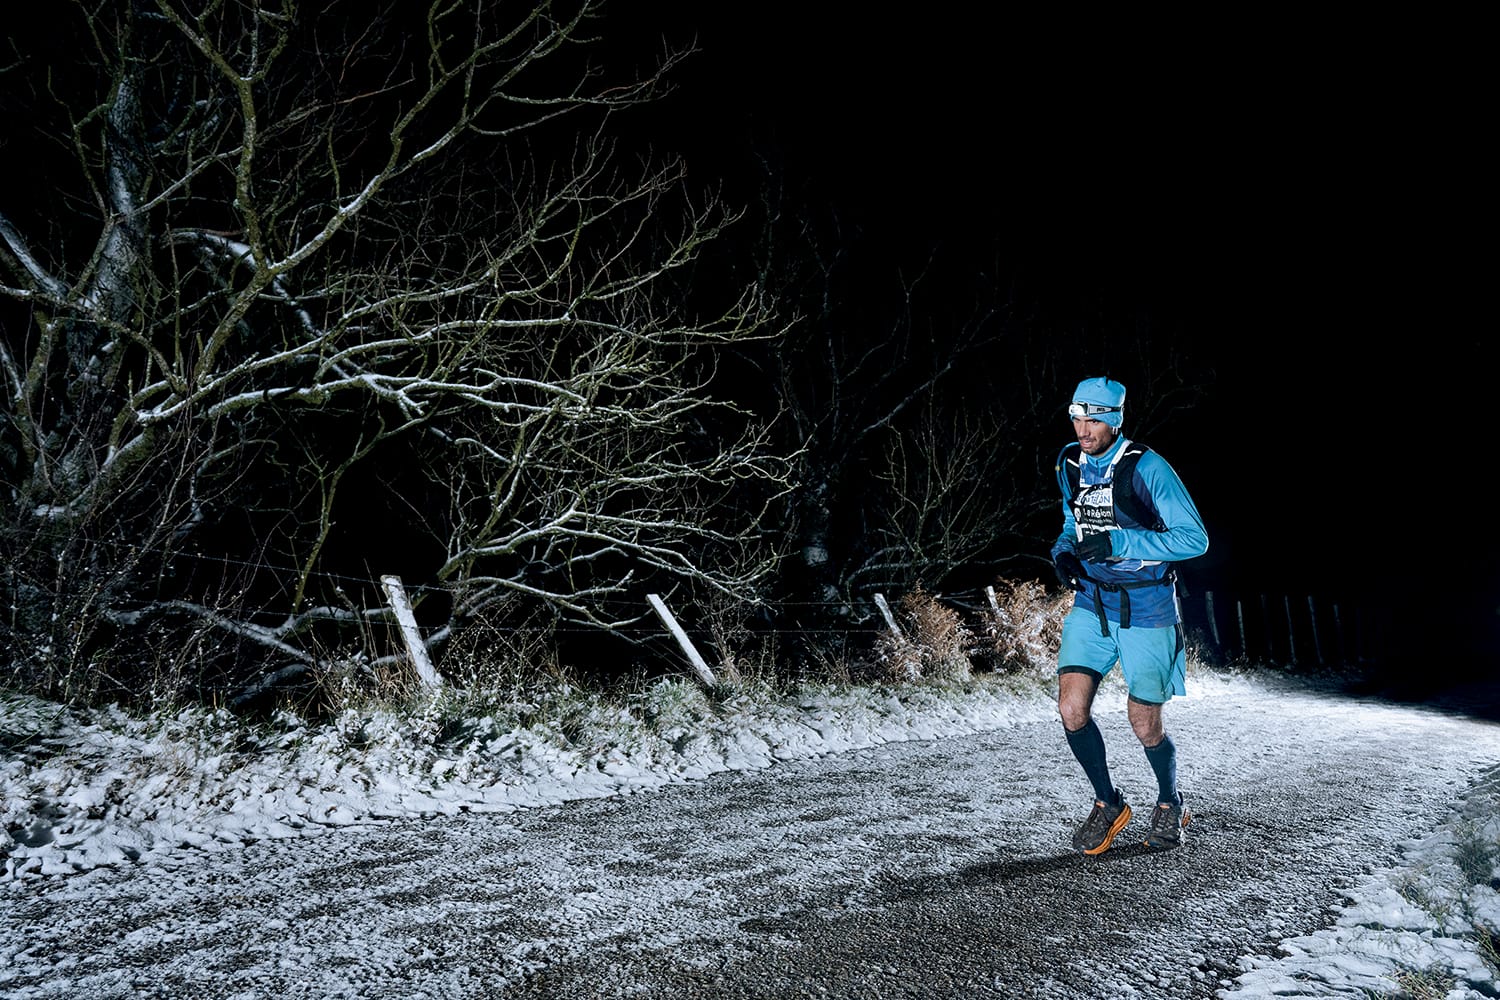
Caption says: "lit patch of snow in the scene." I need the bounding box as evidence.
[0,674,1075,880]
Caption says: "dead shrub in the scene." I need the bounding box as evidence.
[872,630,924,684]
[984,578,1070,676]
[872,585,973,684]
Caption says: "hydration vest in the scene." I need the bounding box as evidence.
[1055,440,1175,632]
[1056,441,1165,533]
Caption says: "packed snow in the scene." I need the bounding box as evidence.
[3,665,1500,998]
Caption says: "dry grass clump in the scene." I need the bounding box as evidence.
[1452,819,1499,886]
[872,630,923,684]
[1477,923,1500,980]
[1388,964,1458,999]
[872,585,973,684]
[983,578,1070,677]
[430,604,567,717]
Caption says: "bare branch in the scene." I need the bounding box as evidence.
[0,0,791,705]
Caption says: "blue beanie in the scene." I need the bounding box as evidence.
[1070,377,1126,428]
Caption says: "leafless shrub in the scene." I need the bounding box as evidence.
[796,629,856,687]
[872,585,973,684]
[698,591,785,690]
[984,578,1070,676]
[433,603,568,718]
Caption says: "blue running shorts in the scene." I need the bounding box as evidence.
[1056,606,1186,704]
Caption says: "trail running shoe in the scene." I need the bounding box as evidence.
[1073,791,1131,855]
[1144,793,1190,849]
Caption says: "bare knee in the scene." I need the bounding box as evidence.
[1127,698,1165,745]
[1059,698,1091,731]
[1058,670,1099,731]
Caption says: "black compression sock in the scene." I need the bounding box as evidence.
[1143,734,1179,805]
[1064,718,1115,803]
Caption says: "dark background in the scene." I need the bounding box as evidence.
[1,3,1486,709]
[610,5,1492,667]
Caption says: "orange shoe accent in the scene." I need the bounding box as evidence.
[1082,802,1132,855]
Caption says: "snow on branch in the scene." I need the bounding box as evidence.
[0,0,791,700]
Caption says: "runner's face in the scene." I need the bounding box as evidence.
[1072,416,1116,455]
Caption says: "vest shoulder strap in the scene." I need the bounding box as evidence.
[1055,442,1082,501]
[1057,440,1165,532]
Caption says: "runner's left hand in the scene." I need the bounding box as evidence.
[1076,532,1112,561]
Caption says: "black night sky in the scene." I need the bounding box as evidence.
[612,5,1491,665]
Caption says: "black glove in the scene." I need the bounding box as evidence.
[1054,551,1087,590]
[1076,532,1113,562]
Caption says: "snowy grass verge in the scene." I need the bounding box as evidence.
[1221,761,1500,999]
[2,669,1090,880]
[7,665,1500,999]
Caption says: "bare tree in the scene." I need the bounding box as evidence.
[0,0,790,704]
[741,162,1214,638]
[857,401,1047,596]
[745,185,1055,622]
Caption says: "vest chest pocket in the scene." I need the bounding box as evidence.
[1073,482,1117,536]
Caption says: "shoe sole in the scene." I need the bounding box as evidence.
[1080,803,1132,855]
[1144,808,1192,849]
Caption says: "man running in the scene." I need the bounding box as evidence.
[1051,376,1209,853]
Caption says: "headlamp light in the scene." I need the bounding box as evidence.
[1068,401,1122,419]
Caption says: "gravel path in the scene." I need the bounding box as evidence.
[4,680,1499,999]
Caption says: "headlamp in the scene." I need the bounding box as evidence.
[1068,401,1122,419]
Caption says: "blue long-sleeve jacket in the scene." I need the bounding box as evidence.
[1050,435,1208,627]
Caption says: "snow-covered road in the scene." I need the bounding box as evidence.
[4,679,1500,999]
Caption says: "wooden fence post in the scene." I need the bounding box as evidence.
[872,593,903,639]
[985,585,1002,620]
[647,593,717,688]
[1237,599,1247,662]
[1205,591,1222,649]
[380,575,442,691]
[1283,595,1298,668]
